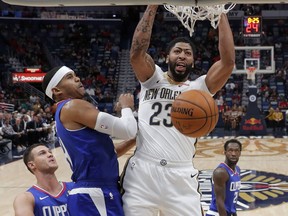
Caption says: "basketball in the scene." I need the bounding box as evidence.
[171,90,219,138]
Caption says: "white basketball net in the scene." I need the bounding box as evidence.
[246,67,256,80]
[164,3,236,36]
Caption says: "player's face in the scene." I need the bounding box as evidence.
[225,143,241,165]
[30,146,58,173]
[167,42,194,82]
[55,72,85,99]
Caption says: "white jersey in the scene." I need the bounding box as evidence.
[136,65,211,161]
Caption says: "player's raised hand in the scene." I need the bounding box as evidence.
[118,93,134,110]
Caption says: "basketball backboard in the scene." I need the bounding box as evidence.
[2,0,288,7]
[233,46,275,74]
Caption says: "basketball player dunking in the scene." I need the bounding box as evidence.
[121,5,235,216]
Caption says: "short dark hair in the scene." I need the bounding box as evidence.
[224,139,242,151]
[166,37,195,55]
[42,66,64,93]
[23,143,48,174]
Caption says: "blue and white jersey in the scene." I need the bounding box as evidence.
[136,65,211,161]
[28,182,74,216]
[55,99,119,184]
[208,163,241,214]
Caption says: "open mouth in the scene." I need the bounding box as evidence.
[175,63,186,72]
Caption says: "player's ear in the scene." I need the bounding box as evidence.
[52,87,62,99]
[52,87,60,94]
[166,56,169,63]
[27,161,35,171]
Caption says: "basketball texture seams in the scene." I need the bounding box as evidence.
[171,90,219,138]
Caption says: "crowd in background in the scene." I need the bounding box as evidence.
[0,3,288,153]
[0,93,55,152]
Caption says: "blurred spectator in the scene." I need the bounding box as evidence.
[229,104,241,131]
[85,85,96,97]
[13,117,28,147]
[278,97,288,110]
[29,94,38,104]
[157,52,166,66]
[26,114,45,146]
[2,119,25,151]
[225,81,235,93]
[21,114,30,131]
[271,107,284,132]
[215,93,224,109]
[265,106,275,128]
[222,105,232,131]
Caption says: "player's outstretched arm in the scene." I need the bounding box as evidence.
[61,94,137,140]
[130,5,158,82]
[213,168,229,216]
[205,13,235,94]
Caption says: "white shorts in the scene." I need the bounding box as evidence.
[206,209,219,216]
[121,152,203,216]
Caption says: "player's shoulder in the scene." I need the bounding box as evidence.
[13,191,35,215]
[188,75,207,89]
[214,166,227,174]
[213,166,229,179]
[65,98,87,106]
[14,191,34,203]
[141,64,163,83]
[62,99,94,111]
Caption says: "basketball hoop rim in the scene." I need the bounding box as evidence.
[247,67,257,73]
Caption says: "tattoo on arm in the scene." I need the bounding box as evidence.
[131,7,157,53]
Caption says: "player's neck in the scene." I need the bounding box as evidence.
[224,161,236,171]
[164,72,185,85]
[36,174,62,194]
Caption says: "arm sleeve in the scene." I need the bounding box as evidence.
[95,108,137,140]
